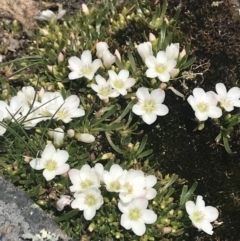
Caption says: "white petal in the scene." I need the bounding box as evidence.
[43,169,56,181]
[187,96,197,110]
[136,87,150,100]
[118,69,129,80]
[204,206,219,222]
[56,10,66,20]
[198,220,214,235]
[156,51,167,63]
[42,144,56,160]
[208,106,222,119]
[228,87,240,99]
[215,83,227,97]
[141,209,157,224]
[55,164,70,175]
[131,220,146,236]
[185,201,196,216]
[92,59,102,72]
[68,169,80,184]
[68,57,82,71]
[91,84,100,93]
[154,104,169,116]
[205,91,218,106]
[142,113,157,125]
[95,75,107,86]
[132,198,148,210]
[166,59,177,71]
[193,88,205,102]
[145,56,158,68]
[146,68,158,78]
[145,188,157,200]
[81,50,92,64]
[158,72,170,82]
[124,78,136,89]
[53,150,69,165]
[84,208,96,220]
[150,89,165,104]
[132,104,145,116]
[145,175,157,188]
[195,110,208,121]
[120,214,131,230]
[30,158,44,170]
[195,195,205,210]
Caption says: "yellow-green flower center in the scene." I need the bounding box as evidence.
[45,160,57,171]
[82,65,92,75]
[110,181,120,191]
[124,183,133,194]
[81,179,94,189]
[220,99,230,109]
[100,87,110,97]
[156,64,166,74]
[197,102,208,112]
[192,211,205,223]
[84,194,97,206]
[114,79,124,89]
[143,99,155,114]
[57,109,68,119]
[129,208,141,221]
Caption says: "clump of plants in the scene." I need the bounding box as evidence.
[1,0,237,240]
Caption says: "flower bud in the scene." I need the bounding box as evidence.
[114,49,121,62]
[67,129,75,138]
[102,50,116,68]
[82,3,89,15]
[179,48,186,59]
[47,65,53,72]
[58,52,64,63]
[53,127,65,146]
[137,42,153,62]
[149,33,156,42]
[75,133,95,143]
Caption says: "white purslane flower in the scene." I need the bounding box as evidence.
[118,169,147,203]
[53,127,65,146]
[108,70,136,96]
[186,195,219,235]
[145,51,176,82]
[118,198,157,236]
[68,164,101,193]
[17,86,36,106]
[91,74,119,100]
[29,144,70,181]
[215,83,240,112]
[68,50,102,80]
[49,95,85,123]
[71,188,104,220]
[102,164,125,192]
[34,9,66,21]
[137,42,153,62]
[132,87,169,125]
[187,88,222,121]
[56,195,73,211]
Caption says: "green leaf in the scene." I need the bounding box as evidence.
[223,136,233,154]
[55,209,79,222]
[179,181,198,207]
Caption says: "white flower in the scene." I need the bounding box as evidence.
[34,9,66,21]
[17,86,36,105]
[68,164,101,192]
[68,50,102,80]
[215,83,240,112]
[187,88,222,121]
[145,51,176,82]
[137,42,153,62]
[53,127,65,146]
[108,70,136,96]
[118,198,157,236]
[102,50,116,68]
[96,42,109,58]
[186,195,219,235]
[91,74,119,100]
[29,144,70,181]
[132,87,169,125]
[49,95,85,123]
[118,169,146,203]
[75,133,95,143]
[56,195,73,211]
[103,164,125,192]
[71,188,104,220]
[0,110,7,135]
[166,43,179,60]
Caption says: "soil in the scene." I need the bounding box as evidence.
[1,0,240,241]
